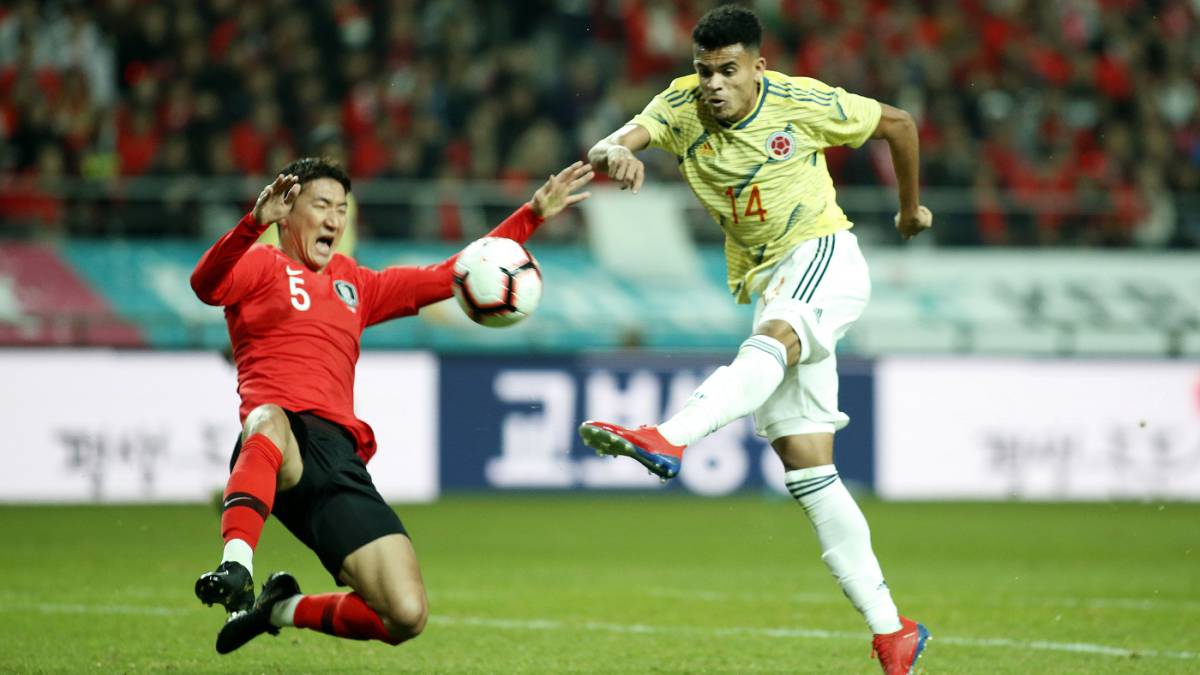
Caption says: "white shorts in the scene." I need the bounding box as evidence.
[751,229,870,441]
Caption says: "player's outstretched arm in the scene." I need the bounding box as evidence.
[587,124,651,193]
[485,160,595,244]
[359,162,595,325]
[871,104,932,241]
[529,161,594,219]
[191,174,301,305]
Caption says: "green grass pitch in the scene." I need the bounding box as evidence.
[1,496,1196,673]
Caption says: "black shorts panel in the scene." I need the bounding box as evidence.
[230,410,407,583]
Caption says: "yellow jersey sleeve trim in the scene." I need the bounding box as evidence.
[770,74,882,149]
[629,74,702,155]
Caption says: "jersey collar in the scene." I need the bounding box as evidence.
[722,75,769,130]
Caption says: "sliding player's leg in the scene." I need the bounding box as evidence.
[327,533,428,643]
[217,534,427,654]
[214,413,422,653]
[196,403,303,613]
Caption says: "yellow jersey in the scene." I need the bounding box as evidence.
[630,71,882,303]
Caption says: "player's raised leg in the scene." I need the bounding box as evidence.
[216,534,426,653]
[195,403,302,613]
[578,322,796,479]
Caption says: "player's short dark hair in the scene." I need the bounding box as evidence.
[279,157,352,194]
[692,4,763,51]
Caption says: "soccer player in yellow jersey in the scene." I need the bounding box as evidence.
[578,6,932,674]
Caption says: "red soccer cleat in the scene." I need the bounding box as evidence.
[871,616,930,675]
[577,420,686,480]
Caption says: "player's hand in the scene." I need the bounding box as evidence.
[605,145,644,193]
[530,161,594,219]
[252,173,301,225]
[894,205,933,241]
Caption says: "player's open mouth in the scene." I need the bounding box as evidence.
[709,98,725,108]
[315,235,334,255]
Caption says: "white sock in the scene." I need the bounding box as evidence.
[658,335,788,446]
[221,538,254,577]
[270,594,303,628]
[785,465,902,635]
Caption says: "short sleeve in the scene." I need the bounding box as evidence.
[793,78,882,149]
[629,85,690,156]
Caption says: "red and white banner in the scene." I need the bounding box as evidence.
[0,350,437,503]
[876,358,1200,500]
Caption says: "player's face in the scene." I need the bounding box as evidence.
[279,177,348,272]
[693,43,765,123]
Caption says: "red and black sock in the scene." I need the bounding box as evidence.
[220,433,283,548]
[293,592,398,644]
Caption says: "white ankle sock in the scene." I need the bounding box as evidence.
[270,594,303,628]
[221,539,254,577]
[658,335,788,446]
[785,465,902,635]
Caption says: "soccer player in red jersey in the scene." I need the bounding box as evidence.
[191,157,593,653]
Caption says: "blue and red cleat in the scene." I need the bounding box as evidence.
[871,615,930,675]
[578,421,686,480]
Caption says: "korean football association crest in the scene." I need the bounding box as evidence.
[333,280,359,311]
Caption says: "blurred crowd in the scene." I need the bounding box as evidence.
[1,0,1198,246]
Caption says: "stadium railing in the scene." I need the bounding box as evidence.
[1,179,1198,356]
[8,176,1198,243]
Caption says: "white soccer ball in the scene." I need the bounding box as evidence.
[452,237,543,327]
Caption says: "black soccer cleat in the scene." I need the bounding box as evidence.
[216,571,301,655]
[195,561,254,614]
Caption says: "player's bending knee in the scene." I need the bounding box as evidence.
[753,319,802,366]
[379,593,428,644]
[756,300,832,365]
[755,318,798,342]
[243,404,290,446]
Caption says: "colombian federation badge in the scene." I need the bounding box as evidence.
[766,130,795,160]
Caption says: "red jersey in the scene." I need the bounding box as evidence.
[192,204,544,462]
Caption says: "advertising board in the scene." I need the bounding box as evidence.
[876,358,1200,500]
[0,351,438,502]
[439,354,875,495]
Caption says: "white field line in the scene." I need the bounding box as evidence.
[645,587,1200,612]
[10,601,190,616]
[429,615,1200,661]
[7,601,1196,661]
[1053,597,1200,611]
